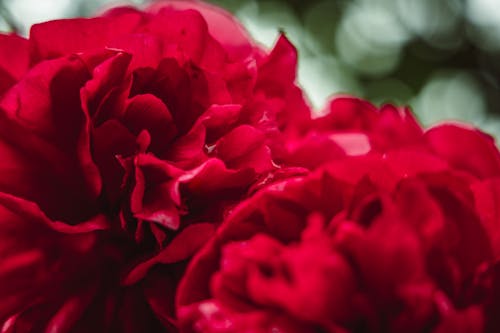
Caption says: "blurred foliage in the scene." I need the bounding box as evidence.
[0,0,499,138]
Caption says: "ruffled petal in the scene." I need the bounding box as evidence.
[29,14,142,63]
[0,34,29,94]
[130,154,183,231]
[425,124,500,179]
[215,125,273,173]
[148,0,254,62]
[123,223,215,285]
[140,7,209,64]
[123,94,178,155]
[472,178,500,257]
[0,193,103,325]
[0,56,102,221]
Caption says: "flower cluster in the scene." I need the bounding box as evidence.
[178,111,500,332]
[0,1,499,332]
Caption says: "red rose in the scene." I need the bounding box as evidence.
[177,105,500,332]
[0,1,309,331]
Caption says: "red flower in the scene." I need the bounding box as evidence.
[177,105,500,332]
[0,1,309,331]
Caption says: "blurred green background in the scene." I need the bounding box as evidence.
[1,0,499,139]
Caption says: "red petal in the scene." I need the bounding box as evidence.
[0,34,29,86]
[45,285,98,333]
[370,105,423,150]
[92,120,137,204]
[123,94,178,155]
[198,36,227,72]
[131,154,183,230]
[162,104,243,169]
[179,158,255,195]
[0,67,16,96]
[471,178,500,257]
[394,178,446,246]
[162,122,207,169]
[29,14,142,63]
[0,56,101,221]
[215,125,273,173]
[108,34,164,70]
[80,51,131,118]
[0,193,102,320]
[283,133,346,170]
[256,34,297,93]
[421,173,493,280]
[141,7,209,63]
[143,269,178,329]
[384,150,449,177]
[149,1,254,61]
[314,96,378,132]
[176,238,222,307]
[425,124,500,179]
[200,104,242,136]
[123,223,215,285]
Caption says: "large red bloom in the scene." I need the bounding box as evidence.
[0,1,309,331]
[177,104,500,332]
